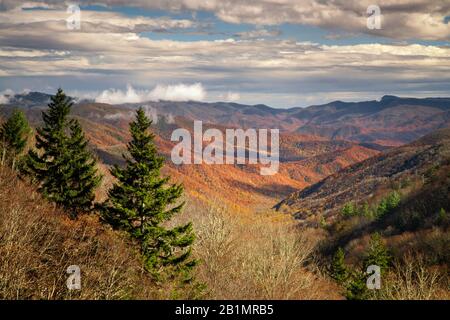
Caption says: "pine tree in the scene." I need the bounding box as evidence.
[341,202,356,218]
[386,191,401,211]
[0,109,31,169]
[100,107,196,282]
[437,208,448,226]
[23,88,101,217]
[331,247,349,283]
[64,120,102,216]
[345,270,369,300]
[363,233,391,273]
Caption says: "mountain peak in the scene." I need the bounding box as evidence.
[380,95,399,101]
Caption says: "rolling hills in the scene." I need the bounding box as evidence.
[275,128,450,224]
[1,92,450,213]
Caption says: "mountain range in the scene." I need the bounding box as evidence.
[1,92,450,213]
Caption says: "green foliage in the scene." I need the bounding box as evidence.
[340,192,401,220]
[319,216,328,228]
[360,202,372,218]
[330,247,348,284]
[341,202,356,218]
[345,270,369,300]
[375,191,401,218]
[386,191,401,211]
[0,109,31,169]
[437,208,448,226]
[424,165,440,184]
[363,233,391,273]
[332,234,391,300]
[100,107,196,283]
[23,88,101,217]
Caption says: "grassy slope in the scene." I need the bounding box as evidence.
[0,166,341,300]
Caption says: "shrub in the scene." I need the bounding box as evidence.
[363,233,391,273]
[370,255,442,300]
[330,247,348,284]
[341,202,356,218]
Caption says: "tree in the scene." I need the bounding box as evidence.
[0,109,31,169]
[23,88,101,217]
[360,202,372,218]
[341,202,356,218]
[437,208,448,226]
[331,247,349,284]
[363,233,391,273]
[64,120,102,216]
[100,107,196,282]
[386,191,401,211]
[345,270,369,300]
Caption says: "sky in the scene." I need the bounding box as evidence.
[0,0,449,108]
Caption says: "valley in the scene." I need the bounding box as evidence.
[1,92,449,300]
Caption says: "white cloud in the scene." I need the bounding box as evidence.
[1,1,449,40]
[234,28,281,39]
[0,2,449,107]
[103,111,134,120]
[95,83,206,104]
[142,105,158,123]
[96,85,142,104]
[0,89,14,104]
[223,92,241,102]
[148,83,206,102]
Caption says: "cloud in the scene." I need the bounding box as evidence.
[142,105,158,123]
[96,85,142,104]
[0,2,449,107]
[103,111,134,120]
[148,83,206,102]
[0,89,14,104]
[234,28,281,39]
[223,92,241,102]
[0,7,200,35]
[95,83,206,104]
[2,0,448,40]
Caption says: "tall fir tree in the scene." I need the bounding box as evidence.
[345,270,370,300]
[64,120,102,216]
[0,109,31,169]
[100,107,196,282]
[331,247,349,284]
[24,88,101,217]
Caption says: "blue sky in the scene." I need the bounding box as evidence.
[0,1,449,107]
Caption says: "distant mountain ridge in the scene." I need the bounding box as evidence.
[2,92,450,145]
[275,128,450,224]
[2,91,450,214]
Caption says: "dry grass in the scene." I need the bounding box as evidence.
[0,167,341,300]
[0,167,157,299]
[178,200,342,300]
[2,166,447,300]
[371,254,446,300]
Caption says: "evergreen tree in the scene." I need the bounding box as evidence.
[437,208,448,226]
[345,270,369,300]
[331,247,349,284]
[0,109,31,169]
[341,202,356,218]
[64,120,102,216]
[24,88,101,217]
[100,107,196,282]
[363,233,391,273]
[360,202,372,218]
[386,191,401,211]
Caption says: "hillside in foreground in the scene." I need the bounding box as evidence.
[0,167,340,300]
